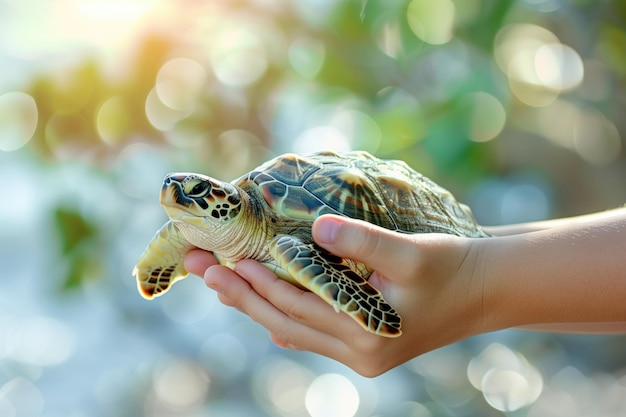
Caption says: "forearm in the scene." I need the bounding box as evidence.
[482,209,626,332]
[483,207,626,236]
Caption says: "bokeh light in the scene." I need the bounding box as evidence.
[462,92,506,142]
[1,0,625,416]
[208,19,274,88]
[468,343,543,412]
[292,105,382,154]
[156,58,207,113]
[407,0,455,45]
[534,44,584,91]
[252,358,315,416]
[145,86,186,131]
[494,23,584,107]
[520,99,622,165]
[305,373,360,417]
[288,38,326,79]
[0,378,45,417]
[0,315,76,367]
[146,358,210,414]
[96,96,131,145]
[0,91,38,152]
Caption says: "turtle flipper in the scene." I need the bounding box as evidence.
[133,221,195,299]
[268,235,402,338]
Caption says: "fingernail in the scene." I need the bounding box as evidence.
[204,279,223,295]
[315,217,340,244]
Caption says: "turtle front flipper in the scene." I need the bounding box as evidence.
[269,235,402,338]
[133,221,195,299]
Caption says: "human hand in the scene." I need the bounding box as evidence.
[185,214,490,377]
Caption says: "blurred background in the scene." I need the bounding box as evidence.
[1,0,625,416]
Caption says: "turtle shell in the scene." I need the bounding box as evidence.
[235,150,486,237]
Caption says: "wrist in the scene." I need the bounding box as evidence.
[476,235,535,333]
[478,237,514,332]
[443,236,500,339]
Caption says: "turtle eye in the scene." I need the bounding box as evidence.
[186,180,211,198]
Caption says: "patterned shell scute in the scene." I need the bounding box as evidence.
[239,150,485,237]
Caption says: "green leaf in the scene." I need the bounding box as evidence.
[54,207,97,255]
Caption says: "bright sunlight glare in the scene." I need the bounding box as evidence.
[73,0,156,20]
[5,0,160,61]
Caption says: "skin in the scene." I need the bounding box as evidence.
[184,207,626,377]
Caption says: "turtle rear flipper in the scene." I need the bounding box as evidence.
[269,235,402,338]
[133,221,195,299]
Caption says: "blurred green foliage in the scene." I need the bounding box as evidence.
[11,0,623,191]
[53,206,101,290]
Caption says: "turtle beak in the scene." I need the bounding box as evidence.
[161,175,191,208]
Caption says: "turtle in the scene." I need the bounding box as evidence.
[133,150,488,338]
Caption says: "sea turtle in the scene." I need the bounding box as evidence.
[133,150,488,337]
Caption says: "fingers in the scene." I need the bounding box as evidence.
[312,215,415,277]
[184,249,219,277]
[269,333,292,349]
[204,259,355,357]
[186,234,408,373]
[186,247,352,343]
[236,260,360,334]
[197,256,407,375]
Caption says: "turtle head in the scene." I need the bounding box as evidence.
[160,173,242,228]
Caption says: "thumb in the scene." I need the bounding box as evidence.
[312,214,414,276]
